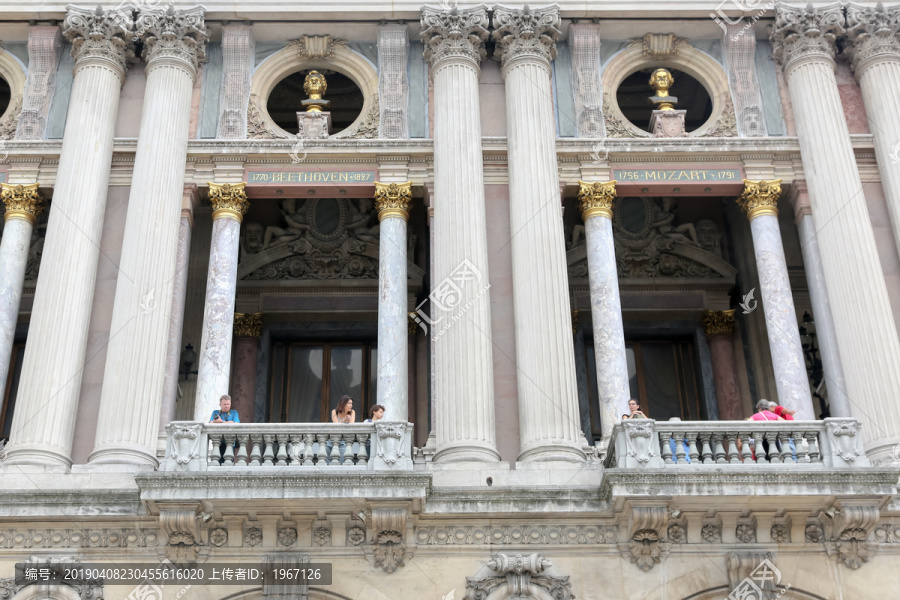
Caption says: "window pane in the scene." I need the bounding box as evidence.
[287,346,324,423]
[330,346,363,417]
[641,342,682,421]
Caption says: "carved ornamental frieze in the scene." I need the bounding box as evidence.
[771,4,845,70]
[420,6,490,67]
[136,5,208,73]
[63,5,136,73]
[492,5,561,68]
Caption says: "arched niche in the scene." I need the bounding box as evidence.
[602,40,734,138]
[250,42,377,139]
[0,48,26,126]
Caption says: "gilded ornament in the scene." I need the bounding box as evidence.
[649,68,677,111]
[233,313,263,338]
[208,182,249,222]
[702,309,736,336]
[1,183,44,225]
[577,180,617,220]
[303,70,329,113]
[736,179,782,221]
[374,181,413,221]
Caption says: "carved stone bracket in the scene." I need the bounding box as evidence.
[822,418,870,467]
[465,553,574,600]
[371,420,414,470]
[736,514,758,544]
[164,422,204,471]
[287,35,346,59]
[367,504,414,574]
[158,503,204,562]
[622,505,668,571]
[825,501,880,569]
[628,33,691,60]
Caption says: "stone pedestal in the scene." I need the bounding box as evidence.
[650,110,687,138]
[231,313,262,424]
[702,310,743,421]
[420,6,499,463]
[736,180,814,419]
[576,181,630,443]
[296,111,331,139]
[194,183,249,422]
[772,3,900,460]
[0,184,43,393]
[374,182,412,422]
[3,7,133,469]
[89,7,207,467]
[493,5,584,463]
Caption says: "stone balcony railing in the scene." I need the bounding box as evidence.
[604,417,870,469]
[162,421,415,472]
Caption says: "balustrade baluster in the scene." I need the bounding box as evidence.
[699,432,713,464]
[316,433,328,466]
[779,431,794,464]
[687,432,699,464]
[713,432,726,464]
[765,432,781,463]
[793,431,808,463]
[262,434,275,466]
[222,433,236,466]
[805,431,820,462]
[357,433,369,467]
[660,432,674,464]
[726,435,739,464]
[288,434,303,466]
[249,436,262,467]
[303,433,315,466]
[740,432,753,464]
[275,434,288,466]
[235,434,249,467]
[754,431,765,464]
[208,433,220,467]
[674,434,687,464]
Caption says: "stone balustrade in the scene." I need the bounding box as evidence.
[605,418,870,469]
[163,420,414,471]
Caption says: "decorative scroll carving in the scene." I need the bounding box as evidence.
[723,22,768,137]
[160,503,202,561]
[698,96,738,137]
[0,94,21,140]
[570,24,605,137]
[771,4,845,69]
[846,3,900,73]
[286,35,346,59]
[370,507,409,573]
[624,506,668,571]
[603,93,639,138]
[247,93,290,139]
[465,553,574,600]
[826,502,879,569]
[420,6,490,67]
[169,423,202,466]
[629,33,691,60]
[63,5,136,73]
[136,5,208,73]
[218,25,255,139]
[492,5,561,68]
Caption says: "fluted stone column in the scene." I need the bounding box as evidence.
[194,183,249,422]
[231,313,262,424]
[3,7,133,468]
[576,181,629,443]
[420,6,499,463]
[0,184,44,393]
[772,5,900,458]
[375,181,412,422]
[702,310,743,421]
[89,7,207,467]
[736,179,814,418]
[493,5,584,463]
[159,191,197,441]
[847,4,900,256]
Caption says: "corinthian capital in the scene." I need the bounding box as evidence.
[846,3,900,74]
[491,4,561,70]
[136,5,208,75]
[577,180,616,221]
[1,183,44,225]
[736,179,782,221]
[420,5,490,68]
[63,5,136,75]
[770,3,845,71]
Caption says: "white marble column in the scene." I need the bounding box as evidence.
[375,182,412,421]
[772,5,900,459]
[0,184,44,392]
[193,183,249,422]
[159,190,197,442]
[576,181,629,443]
[847,4,900,262]
[3,7,133,469]
[420,6,499,463]
[737,180,814,418]
[493,5,584,463]
[89,7,207,467]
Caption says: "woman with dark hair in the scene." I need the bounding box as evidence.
[326,396,356,464]
[622,399,646,420]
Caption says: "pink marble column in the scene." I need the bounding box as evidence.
[230,313,262,424]
[703,310,743,421]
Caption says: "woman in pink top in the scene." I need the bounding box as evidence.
[749,399,785,421]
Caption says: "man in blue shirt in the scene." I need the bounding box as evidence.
[210,395,240,423]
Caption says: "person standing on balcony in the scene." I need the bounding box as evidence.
[749,399,784,422]
[622,399,647,420]
[363,404,385,457]
[210,394,240,423]
[327,395,356,464]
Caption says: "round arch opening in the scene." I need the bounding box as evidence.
[266,68,365,134]
[615,67,713,133]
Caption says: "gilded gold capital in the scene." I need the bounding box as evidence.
[737,179,782,221]
[374,181,413,222]
[208,182,249,222]
[702,309,736,336]
[233,312,263,337]
[577,180,617,221]
[1,183,44,225]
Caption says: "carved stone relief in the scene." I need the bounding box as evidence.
[465,553,574,600]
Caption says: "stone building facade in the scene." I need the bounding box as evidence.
[1,1,899,599]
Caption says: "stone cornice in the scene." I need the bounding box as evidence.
[845,3,900,74]
[492,4,561,70]
[420,5,490,69]
[136,5,208,76]
[63,5,135,77]
[771,3,845,72]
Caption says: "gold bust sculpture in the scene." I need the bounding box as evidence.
[302,70,329,112]
[648,68,676,111]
